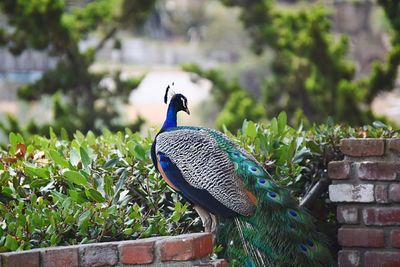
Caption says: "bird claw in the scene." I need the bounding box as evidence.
[194,205,218,239]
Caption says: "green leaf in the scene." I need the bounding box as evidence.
[5,235,18,251]
[114,169,128,197]
[86,188,106,203]
[70,148,80,167]
[64,170,89,187]
[49,150,70,168]
[270,118,278,134]
[9,132,17,153]
[103,157,119,168]
[51,191,66,203]
[24,163,50,179]
[372,121,388,129]
[78,210,91,235]
[30,179,50,188]
[49,127,57,140]
[245,121,257,139]
[278,112,287,134]
[104,176,113,197]
[1,187,13,196]
[133,144,146,161]
[86,131,96,146]
[80,146,91,170]
[61,128,69,141]
[123,228,133,236]
[68,189,87,203]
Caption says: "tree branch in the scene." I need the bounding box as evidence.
[299,172,331,210]
[94,27,118,53]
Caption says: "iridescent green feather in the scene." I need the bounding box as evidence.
[200,128,334,267]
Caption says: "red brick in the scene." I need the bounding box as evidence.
[338,250,360,267]
[391,229,400,248]
[328,161,352,180]
[388,138,400,153]
[337,206,359,224]
[159,233,213,261]
[1,250,39,267]
[338,228,384,247]
[389,184,400,202]
[363,207,400,226]
[364,251,400,267]
[357,162,400,181]
[375,184,389,204]
[340,139,384,157]
[119,238,162,265]
[41,247,78,267]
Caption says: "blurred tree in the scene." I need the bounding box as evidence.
[363,0,400,103]
[183,64,265,131]
[0,0,155,135]
[220,0,398,125]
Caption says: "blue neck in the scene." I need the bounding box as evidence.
[161,103,178,130]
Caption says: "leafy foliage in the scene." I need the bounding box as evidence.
[0,128,200,251]
[0,119,398,252]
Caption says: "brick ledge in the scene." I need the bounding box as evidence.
[0,233,228,267]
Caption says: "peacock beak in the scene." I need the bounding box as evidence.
[184,107,190,115]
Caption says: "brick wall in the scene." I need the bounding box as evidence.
[329,138,400,267]
[0,233,227,267]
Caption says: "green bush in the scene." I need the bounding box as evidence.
[0,119,397,252]
[0,128,199,251]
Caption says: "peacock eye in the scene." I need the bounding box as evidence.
[306,239,314,247]
[289,209,298,217]
[259,179,266,184]
[299,244,308,253]
[268,191,277,198]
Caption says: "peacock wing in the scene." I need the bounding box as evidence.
[155,127,256,217]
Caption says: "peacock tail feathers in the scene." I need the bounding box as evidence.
[204,127,334,267]
[155,125,334,267]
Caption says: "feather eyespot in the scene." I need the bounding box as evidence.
[299,244,308,253]
[247,164,264,176]
[289,209,298,217]
[257,178,273,189]
[268,192,277,198]
[306,239,314,247]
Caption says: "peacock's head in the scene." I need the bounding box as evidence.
[164,84,190,115]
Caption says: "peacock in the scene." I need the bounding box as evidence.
[151,86,334,267]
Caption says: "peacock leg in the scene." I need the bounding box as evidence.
[194,205,212,232]
[210,213,219,235]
